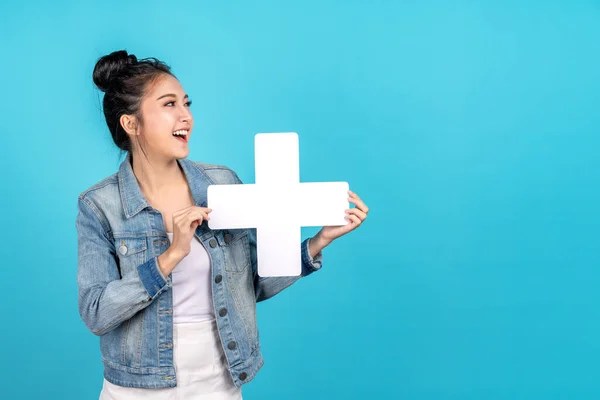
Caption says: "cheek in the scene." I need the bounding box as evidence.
[144,112,176,140]
[157,109,177,126]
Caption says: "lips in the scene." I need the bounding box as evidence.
[174,135,187,143]
[172,129,189,143]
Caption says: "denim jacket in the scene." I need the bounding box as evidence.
[76,153,323,388]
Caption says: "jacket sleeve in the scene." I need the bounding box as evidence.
[248,227,323,302]
[76,196,171,336]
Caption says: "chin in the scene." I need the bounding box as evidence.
[175,148,190,159]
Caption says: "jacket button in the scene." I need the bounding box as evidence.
[215,274,223,284]
[239,372,247,380]
[209,239,217,248]
[118,245,128,255]
[224,233,233,243]
[219,308,227,317]
[227,341,237,350]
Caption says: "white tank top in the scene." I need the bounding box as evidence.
[166,232,215,323]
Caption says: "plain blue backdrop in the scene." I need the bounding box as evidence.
[1,1,599,399]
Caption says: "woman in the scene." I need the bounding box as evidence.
[76,50,369,399]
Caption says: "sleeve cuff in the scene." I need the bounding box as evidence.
[301,238,323,276]
[137,256,171,299]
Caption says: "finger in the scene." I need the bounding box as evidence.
[348,197,369,214]
[188,210,210,221]
[175,211,207,228]
[189,207,212,222]
[184,206,212,216]
[174,206,212,218]
[347,191,362,203]
[174,207,196,220]
[346,208,367,221]
[173,207,190,218]
[346,214,361,227]
[343,216,354,228]
[348,190,362,201]
[188,217,204,229]
[339,218,354,232]
[183,207,210,219]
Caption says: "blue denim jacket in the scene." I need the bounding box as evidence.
[76,153,323,388]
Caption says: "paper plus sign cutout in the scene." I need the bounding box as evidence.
[207,132,349,276]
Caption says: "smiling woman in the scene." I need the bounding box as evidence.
[78,49,367,400]
[84,50,255,399]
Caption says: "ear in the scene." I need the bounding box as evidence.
[120,114,139,136]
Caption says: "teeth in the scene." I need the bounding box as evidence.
[173,130,188,136]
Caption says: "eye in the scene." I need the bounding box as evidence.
[185,100,193,107]
[165,101,175,107]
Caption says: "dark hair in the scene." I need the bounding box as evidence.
[93,50,174,156]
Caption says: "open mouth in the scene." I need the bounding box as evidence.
[173,130,189,143]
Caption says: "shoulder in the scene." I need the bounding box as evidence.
[76,173,119,233]
[78,173,119,202]
[77,173,120,229]
[186,159,242,184]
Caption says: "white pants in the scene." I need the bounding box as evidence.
[99,319,243,400]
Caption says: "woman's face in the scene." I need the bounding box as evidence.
[134,74,194,161]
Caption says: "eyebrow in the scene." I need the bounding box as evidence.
[156,93,189,101]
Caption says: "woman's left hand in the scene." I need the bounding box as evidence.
[309,190,369,256]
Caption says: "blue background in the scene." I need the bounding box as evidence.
[1,1,599,399]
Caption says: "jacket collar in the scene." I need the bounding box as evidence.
[118,152,214,219]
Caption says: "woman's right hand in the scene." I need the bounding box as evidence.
[170,206,212,258]
[157,206,212,277]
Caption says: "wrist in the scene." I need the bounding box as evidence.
[309,231,330,258]
[316,230,333,248]
[158,248,184,277]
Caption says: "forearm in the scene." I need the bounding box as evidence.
[254,237,324,302]
[308,230,330,259]
[157,247,185,278]
[79,257,170,336]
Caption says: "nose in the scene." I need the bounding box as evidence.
[180,104,193,123]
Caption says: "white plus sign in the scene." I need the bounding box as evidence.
[207,132,349,276]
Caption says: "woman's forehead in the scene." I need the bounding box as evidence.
[147,74,185,99]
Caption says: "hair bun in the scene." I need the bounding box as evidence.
[93,50,137,92]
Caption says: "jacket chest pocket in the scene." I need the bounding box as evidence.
[113,236,148,276]
[216,230,250,273]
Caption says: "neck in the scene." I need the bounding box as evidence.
[130,152,185,198]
